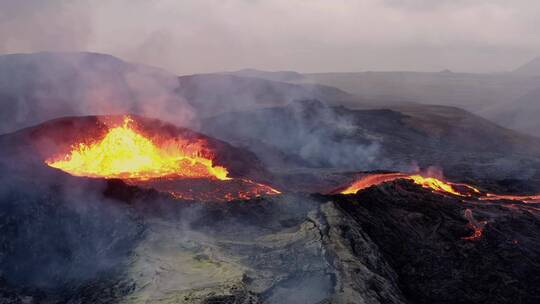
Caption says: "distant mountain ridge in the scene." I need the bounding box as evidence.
[177,73,357,117]
[0,52,356,134]
[227,62,540,137]
[513,56,540,76]
[202,99,540,187]
[0,51,538,142]
[226,68,306,82]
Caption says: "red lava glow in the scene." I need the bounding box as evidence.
[479,193,540,204]
[132,177,280,202]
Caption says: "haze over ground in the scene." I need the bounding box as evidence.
[2,0,540,74]
[1,0,540,136]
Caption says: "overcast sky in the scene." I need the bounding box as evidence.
[1,0,539,74]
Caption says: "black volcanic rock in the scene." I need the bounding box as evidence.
[330,180,540,304]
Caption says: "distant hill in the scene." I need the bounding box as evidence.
[226,68,306,82]
[513,57,540,76]
[0,52,356,134]
[1,51,538,167]
[0,51,193,133]
[485,86,540,136]
[202,100,540,183]
[227,68,540,137]
[177,73,356,117]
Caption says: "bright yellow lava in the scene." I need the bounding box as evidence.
[408,175,461,196]
[46,117,230,180]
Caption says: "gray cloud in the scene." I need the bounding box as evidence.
[0,0,540,74]
[0,0,92,52]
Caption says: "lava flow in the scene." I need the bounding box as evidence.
[339,173,409,194]
[408,175,480,197]
[479,193,540,203]
[45,116,280,201]
[336,172,540,204]
[338,173,479,197]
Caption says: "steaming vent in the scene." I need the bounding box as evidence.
[36,115,280,201]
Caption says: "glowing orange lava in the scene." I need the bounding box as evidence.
[337,171,539,207]
[339,173,408,194]
[408,175,463,196]
[46,117,229,181]
[479,193,540,203]
[338,173,479,197]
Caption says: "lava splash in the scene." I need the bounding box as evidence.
[46,117,229,181]
[407,175,480,197]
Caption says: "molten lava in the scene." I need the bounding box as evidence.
[46,117,229,181]
[339,173,408,194]
[338,172,538,206]
[479,193,540,203]
[338,173,479,197]
[408,175,463,196]
[44,116,281,201]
